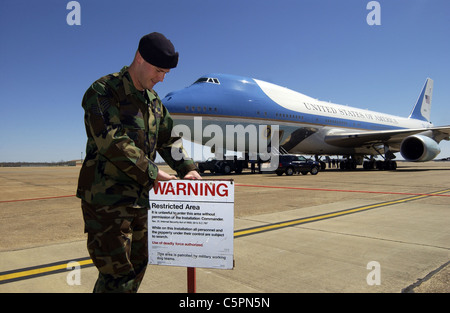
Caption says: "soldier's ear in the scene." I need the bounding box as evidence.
[135,50,145,65]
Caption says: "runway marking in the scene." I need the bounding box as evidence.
[235,183,450,197]
[1,184,449,203]
[0,194,76,203]
[0,257,92,284]
[1,188,449,285]
[234,188,450,238]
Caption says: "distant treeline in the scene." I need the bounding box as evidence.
[0,161,76,167]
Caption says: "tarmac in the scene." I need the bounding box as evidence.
[0,161,449,293]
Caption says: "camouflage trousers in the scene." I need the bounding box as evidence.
[81,201,149,293]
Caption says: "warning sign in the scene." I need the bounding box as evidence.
[148,180,234,269]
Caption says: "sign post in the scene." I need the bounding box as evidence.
[187,267,196,293]
[148,179,234,292]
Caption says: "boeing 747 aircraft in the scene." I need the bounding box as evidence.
[162,74,450,170]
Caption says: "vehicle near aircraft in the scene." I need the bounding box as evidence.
[275,154,320,176]
[162,74,450,171]
[197,157,247,174]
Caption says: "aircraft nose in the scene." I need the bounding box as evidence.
[162,89,193,114]
[162,82,223,116]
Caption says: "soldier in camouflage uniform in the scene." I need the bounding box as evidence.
[77,33,201,293]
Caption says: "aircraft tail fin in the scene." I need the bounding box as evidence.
[409,78,433,122]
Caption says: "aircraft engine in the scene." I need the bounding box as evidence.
[400,135,441,162]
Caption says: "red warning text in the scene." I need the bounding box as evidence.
[153,181,229,197]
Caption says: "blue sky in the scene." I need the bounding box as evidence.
[1,0,449,162]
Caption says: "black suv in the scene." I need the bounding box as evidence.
[196,157,246,174]
[275,155,320,176]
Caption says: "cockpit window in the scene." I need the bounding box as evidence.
[194,77,220,85]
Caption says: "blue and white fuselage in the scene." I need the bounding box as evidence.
[163,74,450,164]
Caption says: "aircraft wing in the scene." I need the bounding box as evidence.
[324,126,450,148]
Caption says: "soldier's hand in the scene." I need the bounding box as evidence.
[153,169,178,190]
[184,170,202,180]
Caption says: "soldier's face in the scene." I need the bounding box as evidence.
[140,61,170,90]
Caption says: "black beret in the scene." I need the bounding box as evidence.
[138,32,179,69]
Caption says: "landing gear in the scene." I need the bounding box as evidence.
[362,159,397,170]
[337,152,398,171]
[362,145,398,171]
[320,148,398,171]
[377,160,397,170]
[339,158,358,170]
[363,159,375,170]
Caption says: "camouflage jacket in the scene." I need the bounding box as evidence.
[77,66,196,208]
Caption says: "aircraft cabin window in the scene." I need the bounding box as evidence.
[195,78,208,83]
[194,77,220,85]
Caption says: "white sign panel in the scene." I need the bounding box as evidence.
[148,180,234,269]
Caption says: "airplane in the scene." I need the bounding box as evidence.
[162,73,450,170]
